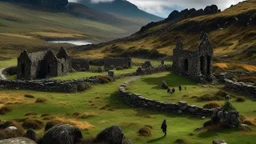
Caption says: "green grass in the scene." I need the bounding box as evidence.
[0,58,16,68]
[54,58,172,80]
[1,71,256,143]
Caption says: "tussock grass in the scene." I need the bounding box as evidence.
[138,125,152,137]
[203,102,221,109]
[22,119,44,130]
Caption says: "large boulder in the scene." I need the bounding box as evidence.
[0,137,36,144]
[41,124,82,144]
[96,125,124,144]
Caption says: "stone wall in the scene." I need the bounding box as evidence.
[0,76,104,93]
[117,78,213,117]
[104,57,131,70]
[71,58,90,71]
[224,79,256,97]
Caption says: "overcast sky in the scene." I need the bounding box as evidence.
[69,0,245,18]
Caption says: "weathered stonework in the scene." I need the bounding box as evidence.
[17,47,71,80]
[71,58,90,71]
[0,65,171,93]
[104,57,131,70]
[117,78,214,117]
[172,33,213,82]
[224,79,256,97]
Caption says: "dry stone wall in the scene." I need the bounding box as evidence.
[224,79,256,97]
[0,65,172,93]
[117,77,214,117]
[0,77,102,93]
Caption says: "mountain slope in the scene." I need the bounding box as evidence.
[73,1,256,64]
[78,0,162,22]
[0,1,153,58]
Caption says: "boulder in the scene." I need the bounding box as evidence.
[212,139,227,144]
[41,124,83,144]
[161,81,169,89]
[0,137,36,144]
[96,125,124,144]
[24,129,37,142]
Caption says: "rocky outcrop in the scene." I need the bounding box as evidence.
[41,124,83,144]
[117,77,213,117]
[138,5,220,33]
[0,137,36,144]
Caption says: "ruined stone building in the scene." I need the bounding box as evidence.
[17,47,71,80]
[104,57,132,70]
[172,33,213,82]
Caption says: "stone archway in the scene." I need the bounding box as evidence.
[184,59,189,72]
[200,56,205,75]
[207,55,211,74]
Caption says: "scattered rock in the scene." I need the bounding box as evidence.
[96,125,124,144]
[161,80,169,89]
[0,137,36,144]
[42,124,83,144]
[24,129,37,142]
[212,139,227,144]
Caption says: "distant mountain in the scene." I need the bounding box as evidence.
[77,0,163,22]
[74,1,256,64]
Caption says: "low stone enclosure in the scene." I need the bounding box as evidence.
[224,79,256,98]
[117,78,241,127]
[0,65,172,93]
[117,78,214,117]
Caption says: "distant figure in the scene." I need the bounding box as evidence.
[167,88,171,93]
[172,88,175,94]
[161,120,167,137]
[179,85,182,91]
[185,87,187,90]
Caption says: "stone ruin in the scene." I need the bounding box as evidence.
[104,57,131,70]
[17,47,71,80]
[71,58,90,71]
[172,33,214,82]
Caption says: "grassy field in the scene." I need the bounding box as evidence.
[0,70,256,143]
[54,58,172,80]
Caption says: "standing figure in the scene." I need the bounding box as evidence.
[179,85,182,91]
[161,119,167,137]
[172,88,175,94]
[167,88,170,93]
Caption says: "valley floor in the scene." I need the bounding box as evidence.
[0,58,256,143]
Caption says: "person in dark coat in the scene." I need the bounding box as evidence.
[172,88,175,94]
[167,88,170,93]
[179,85,182,91]
[161,119,167,136]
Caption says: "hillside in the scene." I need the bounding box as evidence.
[0,1,156,59]
[72,0,256,64]
[78,0,162,22]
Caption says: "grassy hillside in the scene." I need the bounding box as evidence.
[0,1,151,58]
[73,0,256,64]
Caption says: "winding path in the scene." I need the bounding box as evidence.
[0,68,6,80]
